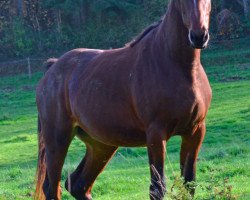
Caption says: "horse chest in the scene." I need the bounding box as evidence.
[165,83,210,135]
[168,88,202,116]
[144,77,210,135]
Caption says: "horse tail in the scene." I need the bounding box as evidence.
[34,58,57,199]
[43,58,58,71]
[34,115,46,200]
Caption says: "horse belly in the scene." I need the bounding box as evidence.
[89,126,147,147]
[77,110,147,147]
[71,88,146,147]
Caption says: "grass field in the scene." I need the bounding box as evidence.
[0,39,250,200]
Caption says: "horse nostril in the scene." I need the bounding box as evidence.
[189,29,209,48]
[190,31,195,41]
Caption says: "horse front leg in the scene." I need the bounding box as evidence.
[180,122,206,195]
[146,123,167,200]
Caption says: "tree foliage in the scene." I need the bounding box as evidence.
[0,0,249,60]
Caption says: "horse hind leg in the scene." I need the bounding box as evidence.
[65,128,118,200]
[41,121,74,200]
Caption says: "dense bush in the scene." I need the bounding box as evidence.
[0,0,249,60]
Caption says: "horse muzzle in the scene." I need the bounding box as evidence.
[188,29,209,49]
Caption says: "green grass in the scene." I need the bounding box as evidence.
[0,40,250,199]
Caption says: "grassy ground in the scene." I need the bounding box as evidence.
[0,39,250,199]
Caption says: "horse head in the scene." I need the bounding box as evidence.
[175,0,211,49]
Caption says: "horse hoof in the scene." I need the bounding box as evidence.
[65,179,92,200]
[74,194,92,200]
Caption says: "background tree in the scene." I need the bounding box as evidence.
[0,0,249,60]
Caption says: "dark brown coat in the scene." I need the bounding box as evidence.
[35,0,212,199]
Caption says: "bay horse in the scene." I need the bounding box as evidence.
[35,0,212,199]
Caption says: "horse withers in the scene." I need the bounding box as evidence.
[35,0,212,199]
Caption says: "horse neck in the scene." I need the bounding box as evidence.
[153,1,201,68]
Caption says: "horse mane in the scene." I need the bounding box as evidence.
[127,19,163,47]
